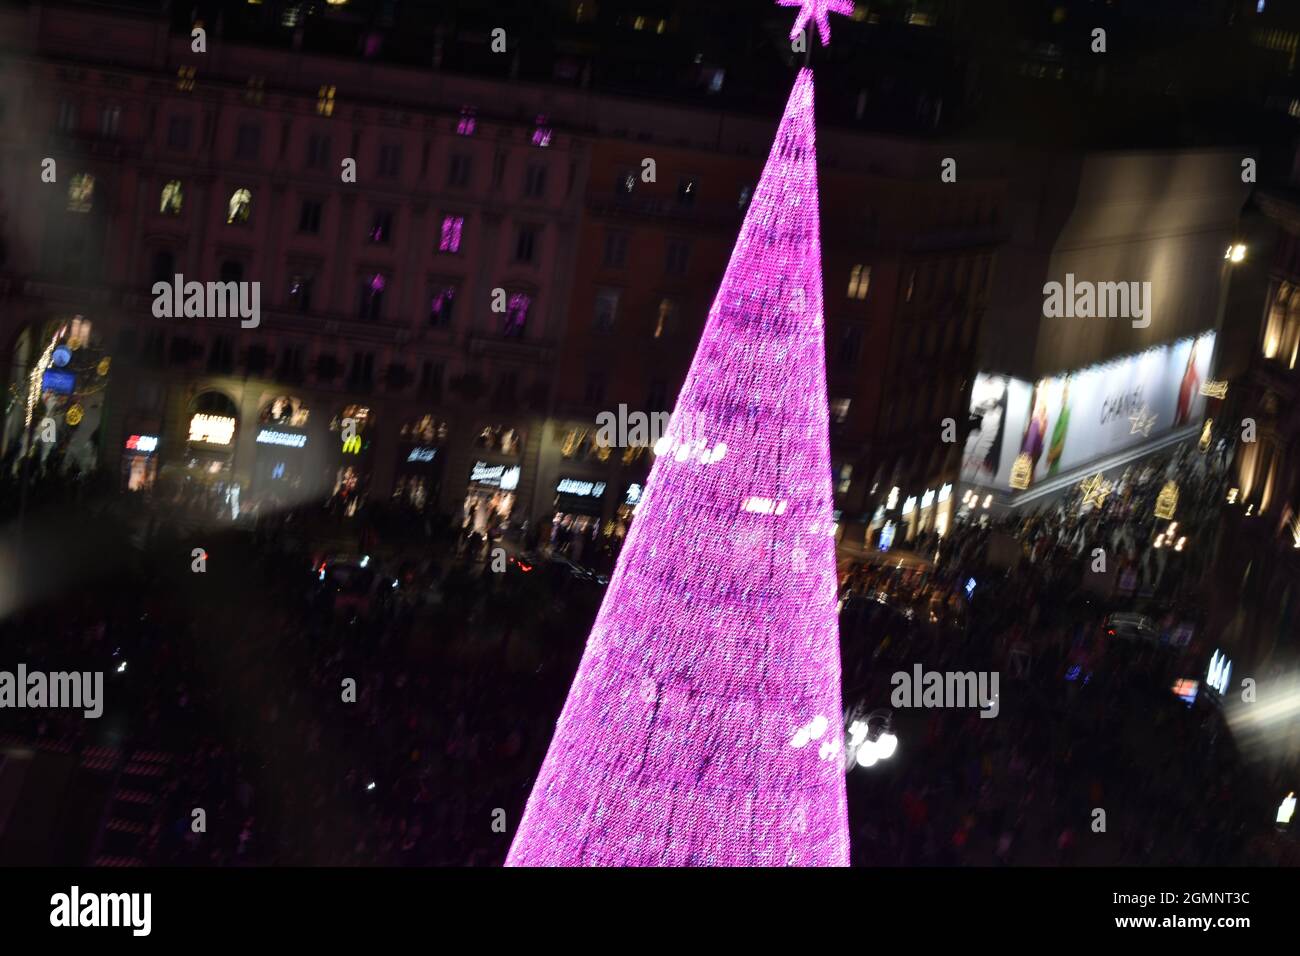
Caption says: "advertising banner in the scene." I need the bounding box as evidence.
[961,332,1215,489]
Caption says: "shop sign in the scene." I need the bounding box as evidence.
[470,461,520,490]
[557,478,606,498]
[188,414,235,445]
[125,434,159,453]
[257,428,307,448]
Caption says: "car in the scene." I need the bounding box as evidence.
[1104,611,1157,642]
[313,554,399,616]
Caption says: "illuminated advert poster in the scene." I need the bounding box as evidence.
[961,332,1215,489]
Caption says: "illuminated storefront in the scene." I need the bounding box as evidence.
[393,415,448,511]
[121,433,159,491]
[254,395,311,497]
[463,460,520,536]
[327,404,374,516]
[184,391,239,480]
[551,475,608,539]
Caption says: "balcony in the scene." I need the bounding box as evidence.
[465,332,556,363]
[588,195,743,230]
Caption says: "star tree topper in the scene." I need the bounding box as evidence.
[779,0,854,47]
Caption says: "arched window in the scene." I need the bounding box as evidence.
[160,179,183,215]
[227,187,252,224]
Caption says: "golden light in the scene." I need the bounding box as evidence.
[188,414,236,445]
[1225,243,1247,263]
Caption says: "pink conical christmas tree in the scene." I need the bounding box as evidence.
[508,64,849,867]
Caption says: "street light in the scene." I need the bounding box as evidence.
[1225,243,1247,263]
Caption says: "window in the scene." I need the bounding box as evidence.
[235,122,261,161]
[298,199,322,234]
[654,298,678,338]
[603,230,629,268]
[358,274,386,321]
[515,226,538,263]
[378,143,402,178]
[665,238,690,276]
[208,334,235,373]
[457,106,477,136]
[151,249,175,285]
[227,187,252,224]
[368,208,394,244]
[276,344,305,382]
[429,283,457,327]
[167,115,192,150]
[316,85,335,117]
[439,215,464,253]
[524,163,547,199]
[677,177,697,205]
[288,273,313,312]
[448,153,471,188]
[503,293,531,338]
[419,360,445,397]
[837,464,853,495]
[57,99,78,132]
[837,325,862,366]
[615,170,636,196]
[177,66,196,92]
[306,133,331,169]
[847,264,870,300]
[348,351,375,388]
[594,288,620,333]
[160,180,183,215]
[99,104,121,138]
[67,173,94,213]
[531,114,552,147]
[220,260,244,284]
[492,152,507,188]
[830,398,851,423]
[494,371,518,405]
[584,371,606,405]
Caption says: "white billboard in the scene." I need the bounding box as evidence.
[961,332,1215,489]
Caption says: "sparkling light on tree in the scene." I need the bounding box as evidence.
[507,21,849,868]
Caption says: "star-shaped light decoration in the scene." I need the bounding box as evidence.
[1128,405,1157,437]
[1079,473,1111,511]
[778,0,855,47]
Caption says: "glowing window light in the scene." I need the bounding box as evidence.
[507,65,848,867]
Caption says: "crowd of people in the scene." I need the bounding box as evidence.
[1,430,1295,866]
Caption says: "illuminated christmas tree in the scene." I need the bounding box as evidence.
[508,3,851,867]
